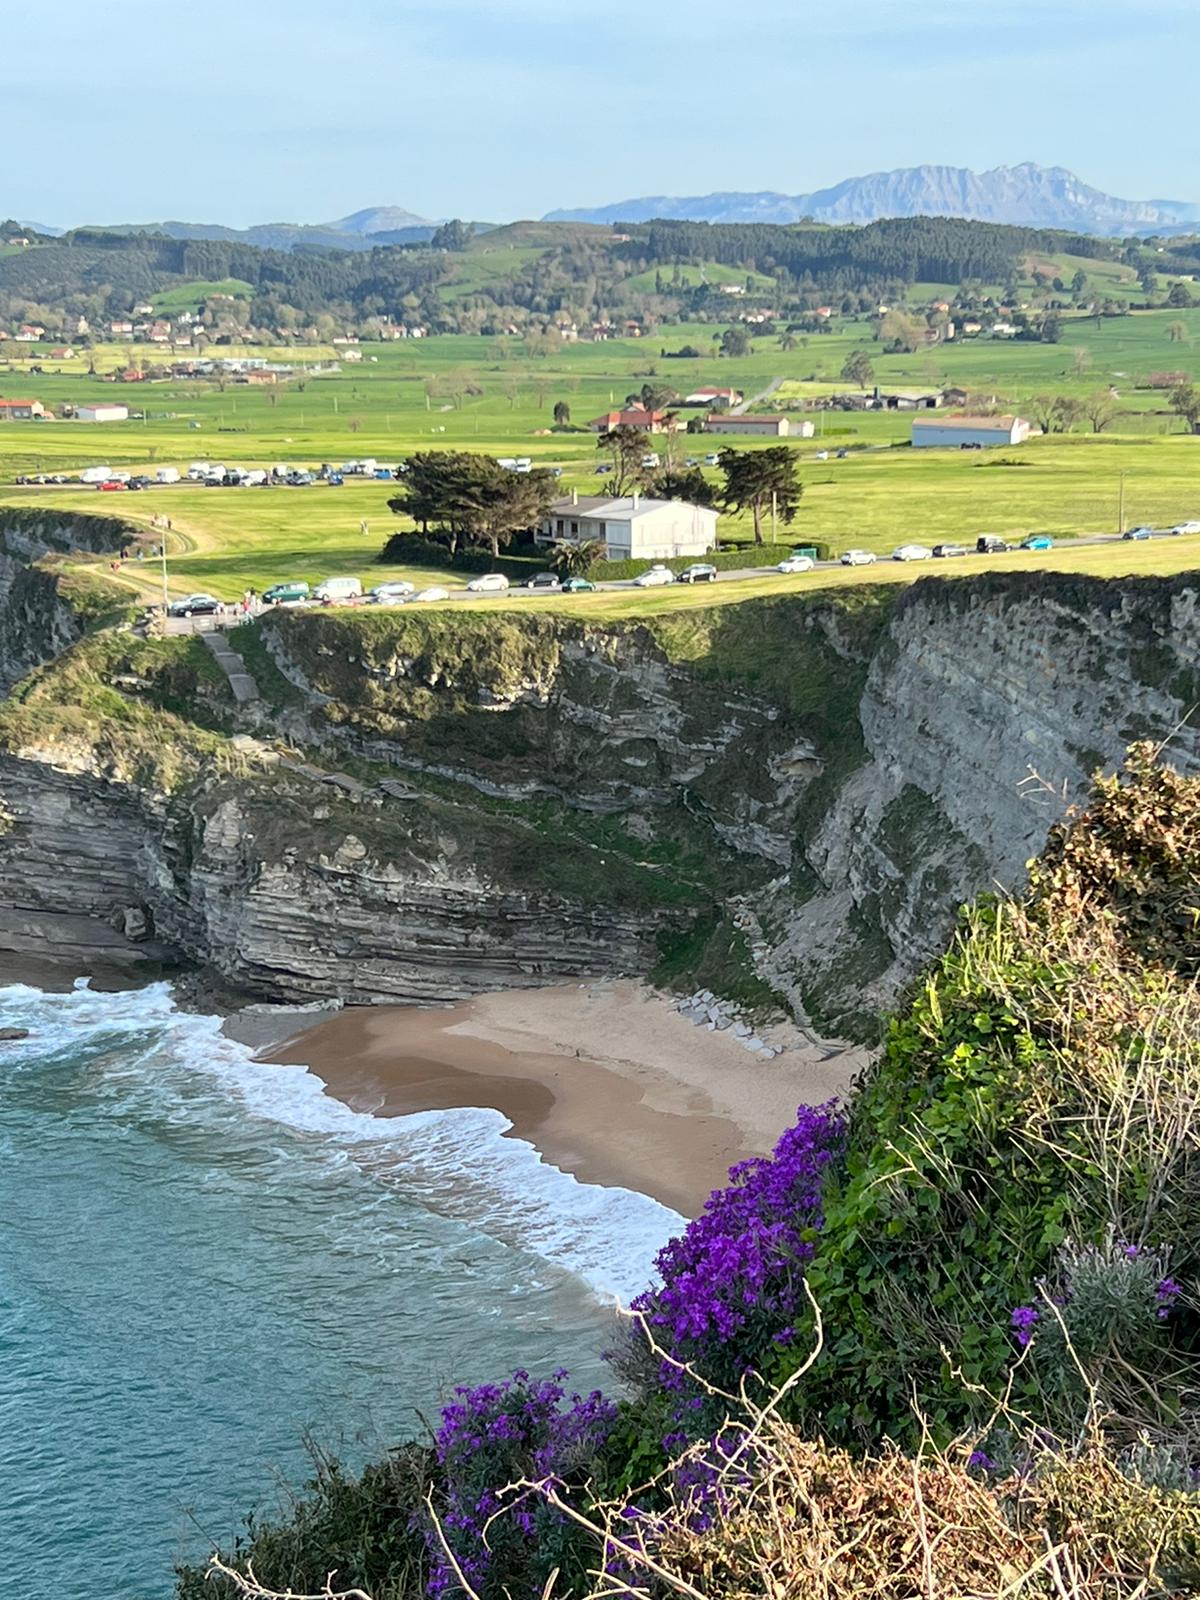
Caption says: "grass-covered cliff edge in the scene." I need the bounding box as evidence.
[180,748,1200,1600]
[1,563,1199,1027]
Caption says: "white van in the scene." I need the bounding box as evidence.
[80,465,112,484]
[155,466,181,484]
[187,463,210,480]
[313,575,363,603]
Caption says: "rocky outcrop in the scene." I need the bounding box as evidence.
[0,749,680,1003]
[2,567,1199,1029]
[0,508,133,690]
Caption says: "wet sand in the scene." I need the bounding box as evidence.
[266,981,867,1216]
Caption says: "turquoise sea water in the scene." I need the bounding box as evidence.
[0,981,681,1599]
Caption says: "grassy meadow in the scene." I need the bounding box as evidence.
[1,300,1200,604]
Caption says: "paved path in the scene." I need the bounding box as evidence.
[200,628,259,704]
[731,376,785,415]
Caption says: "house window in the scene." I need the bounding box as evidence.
[570,520,578,534]
[597,522,606,538]
[556,519,564,534]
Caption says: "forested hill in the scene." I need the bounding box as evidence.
[617,215,1118,285]
[1,212,1197,337]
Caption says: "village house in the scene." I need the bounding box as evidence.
[49,347,75,360]
[0,399,45,420]
[76,402,130,423]
[718,283,745,296]
[705,413,796,437]
[109,320,133,336]
[911,414,1031,449]
[15,326,43,343]
[587,407,670,434]
[540,493,719,561]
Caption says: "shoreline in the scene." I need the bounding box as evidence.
[265,981,867,1216]
[0,951,868,1217]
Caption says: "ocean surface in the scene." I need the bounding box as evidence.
[0,980,682,1599]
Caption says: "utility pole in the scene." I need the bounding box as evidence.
[159,540,169,615]
[1118,471,1126,534]
[771,490,777,543]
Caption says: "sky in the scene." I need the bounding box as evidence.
[8,0,1200,228]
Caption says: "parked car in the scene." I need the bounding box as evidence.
[466,573,511,594]
[1020,535,1054,551]
[263,581,311,605]
[409,586,450,603]
[777,554,814,574]
[561,576,596,593]
[368,581,415,605]
[976,535,1010,553]
[892,544,932,561]
[1123,526,1153,541]
[633,564,676,588]
[525,572,562,590]
[704,453,720,466]
[98,479,127,491]
[840,549,876,566]
[675,563,717,584]
[327,472,344,486]
[1170,521,1200,535]
[932,543,968,558]
[313,576,363,603]
[128,475,152,490]
[168,593,221,617]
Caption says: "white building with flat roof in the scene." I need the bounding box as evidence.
[540,495,718,561]
[911,414,1030,449]
[76,402,130,423]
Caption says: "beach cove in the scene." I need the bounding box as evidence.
[262,979,868,1217]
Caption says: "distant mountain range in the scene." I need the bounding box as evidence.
[20,208,450,253]
[19,164,1200,251]
[544,163,1200,237]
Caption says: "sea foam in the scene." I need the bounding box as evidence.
[0,980,681,1304]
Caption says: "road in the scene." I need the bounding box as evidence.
[160,528,1174,635]
[730,376,785,415]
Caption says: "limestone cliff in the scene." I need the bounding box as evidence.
[0,551,1197,1031]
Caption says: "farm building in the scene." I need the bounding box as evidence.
[76,402,130,423]
[0,399,45,420]
[879,389,941,410]
[587,407,670,433]
[540,494,718,561]
[911,415,1031,449]
[682,386,743,408]
[705,414,799,437]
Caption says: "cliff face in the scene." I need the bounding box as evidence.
[0,509,134,690]
[1,563,1198,1029]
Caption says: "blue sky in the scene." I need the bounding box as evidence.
[9,0,1199,226]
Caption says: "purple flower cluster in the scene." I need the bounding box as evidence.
[428,1369,616,1598]
[631,1104,844,1381]
[1011,1306,1040,1348]
[1156,1277,1181,1319]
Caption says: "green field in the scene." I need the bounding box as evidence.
[3,304,1200,605]
[151,279,254,314]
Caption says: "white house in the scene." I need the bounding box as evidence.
[76,402,130,423]
[540,494,719,561]
[911,415,1030,449]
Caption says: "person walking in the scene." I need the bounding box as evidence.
[360,518,369,538]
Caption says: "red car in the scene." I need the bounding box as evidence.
[98,479,127,491]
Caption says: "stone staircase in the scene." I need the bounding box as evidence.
[201,629,259,705]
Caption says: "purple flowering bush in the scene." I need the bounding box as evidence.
[629,1104,844,1393]
[427,1369,616,1599]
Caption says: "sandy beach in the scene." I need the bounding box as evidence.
[266,981,868,1215]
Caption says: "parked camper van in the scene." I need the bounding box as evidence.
[155,467,181,485]
[313,575,363,603]
[80,466,112,484]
